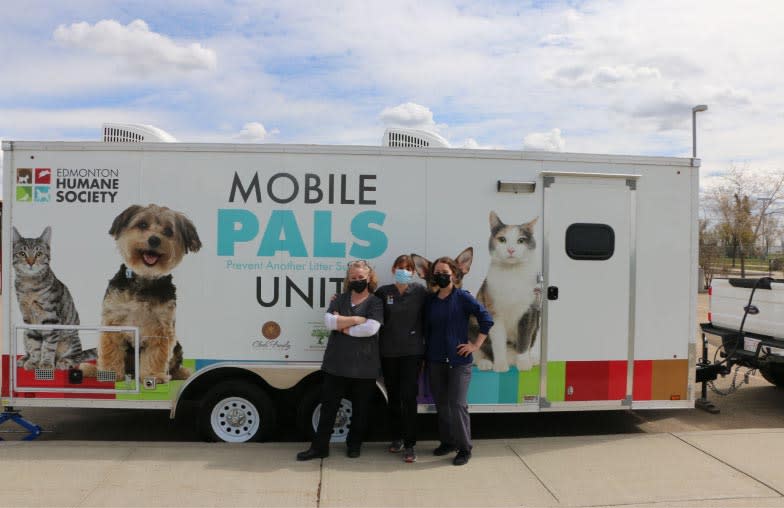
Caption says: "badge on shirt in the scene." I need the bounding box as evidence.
[387,294,394,305]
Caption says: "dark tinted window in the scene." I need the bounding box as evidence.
[565,223,614,260]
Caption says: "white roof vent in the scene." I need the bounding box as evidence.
[102,123,177,143]
[382,128,449,148]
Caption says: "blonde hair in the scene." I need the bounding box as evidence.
[342,260,379,293]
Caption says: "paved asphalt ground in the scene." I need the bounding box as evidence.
[4,430,784,507]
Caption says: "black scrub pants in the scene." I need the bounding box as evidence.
[312,372,376,453]
[381,355,421,448]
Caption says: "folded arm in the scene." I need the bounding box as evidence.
[345,319,381,337]
[324,313,380,336]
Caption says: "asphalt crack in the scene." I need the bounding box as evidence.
[73,445,136,507]
[316,458,323,507]
[508,443,560,503]
[671,432,784,498]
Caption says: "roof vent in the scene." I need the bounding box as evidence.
[101,123,177,143]
[382,128,449,148]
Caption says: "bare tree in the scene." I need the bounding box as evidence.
[699,218,723,288]
[760,213,781,259]
[710,166,784,277]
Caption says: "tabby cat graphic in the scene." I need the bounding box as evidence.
[12,226,93,370]
[472,212,541,372]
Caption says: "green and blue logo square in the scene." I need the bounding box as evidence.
[16,168,51,203]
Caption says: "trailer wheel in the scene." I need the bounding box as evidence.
[296,385,352,443]
[199,381,277,443]
[759,363,784,388]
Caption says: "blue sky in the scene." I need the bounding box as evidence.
[2,0,783,187]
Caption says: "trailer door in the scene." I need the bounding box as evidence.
[541,172,637,406]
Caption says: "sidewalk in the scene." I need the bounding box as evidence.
[2,429,784,507]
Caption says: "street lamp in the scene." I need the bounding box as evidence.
[692,103,711,414]
[692,104,708,158]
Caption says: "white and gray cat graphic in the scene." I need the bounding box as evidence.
[12,226,93,370]
[473,212,541,372]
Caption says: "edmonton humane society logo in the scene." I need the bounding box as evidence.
[16,168,51,203]
[16,167,120,204]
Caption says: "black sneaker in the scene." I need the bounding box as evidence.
[296,448,328,461]
[388,439,404,453]
[403,447,417,463]
[347,447,361,458]
[432,443,456,456]
[453,449,471,466]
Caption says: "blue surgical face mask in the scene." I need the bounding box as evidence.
[394,269,414,284]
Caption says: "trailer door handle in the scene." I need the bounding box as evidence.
[547,286,559,300]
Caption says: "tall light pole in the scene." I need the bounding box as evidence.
[692,104,708,158]
[692,103,712,414]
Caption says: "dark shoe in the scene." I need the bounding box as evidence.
[347,447,361,458]
[296,448,328,461]
[453,449,471,466]
[433,443,456,456]
[388,439,404,453]
[403,447,417,463]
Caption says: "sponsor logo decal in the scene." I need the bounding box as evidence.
[261,321,281,340]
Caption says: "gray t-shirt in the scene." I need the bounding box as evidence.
[320,292,384,379]
[375,283,427,358]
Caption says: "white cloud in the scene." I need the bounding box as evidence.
[460,138,498,150]
[236,122,278,142]
[594,65,661,85]
[523,128,565,152]
[539,33,577,48]
[0,107,177,140]
[53,19,217,75]
[550,64,661,87]
[379,102,437,130]
[1,1,783,186]
[710,87,752,107]
[626,84,753,132]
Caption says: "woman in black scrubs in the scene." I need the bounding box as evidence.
[296,260,384,460]
[375,255,427,463]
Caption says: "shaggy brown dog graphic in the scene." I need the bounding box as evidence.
[82,204,201,383]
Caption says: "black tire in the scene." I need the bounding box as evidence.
[199,381,277,442]
[759,363,784,388]
[295,384,352,443]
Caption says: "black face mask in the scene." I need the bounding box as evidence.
[350,279,369,293]
[433,273,452,288]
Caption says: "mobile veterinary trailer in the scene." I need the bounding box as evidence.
[1,141,699,442]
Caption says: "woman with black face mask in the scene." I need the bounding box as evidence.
[297,260,384,461]
[425,256,493,466]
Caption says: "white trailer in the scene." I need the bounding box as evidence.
[1,140,700,442]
